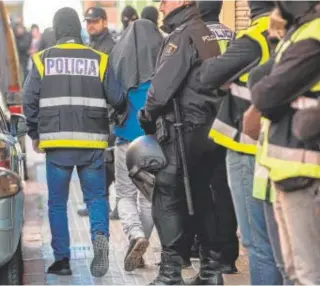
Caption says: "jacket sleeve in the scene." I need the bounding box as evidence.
[200,37,261,89]
[104,65,126,113]
[248,56,275,89]
[22,65,41,140]
[145,31,195,120]
[251,39,320,120]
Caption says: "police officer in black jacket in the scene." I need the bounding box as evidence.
[138,1,225,284]
[23,7,124,278]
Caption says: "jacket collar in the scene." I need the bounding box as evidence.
[56,36,82,45]
[161,4,200,34]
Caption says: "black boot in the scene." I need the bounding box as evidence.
[190,235,200,259]
[149,254,184,285]
[189,250,223,285]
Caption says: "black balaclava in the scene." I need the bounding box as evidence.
[248,0,275,20]
[141,6,159,26]
[121,6,139,30]
[53,7,82,41]
[197,0,223,23]
[276,1,317,24]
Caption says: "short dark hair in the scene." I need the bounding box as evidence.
[31,24,39,30]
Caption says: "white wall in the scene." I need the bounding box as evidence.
[23,0,84,31]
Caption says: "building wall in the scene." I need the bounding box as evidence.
[220,0,250,32]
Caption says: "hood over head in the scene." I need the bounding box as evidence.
[248,0,275,19]
[110,19,162,92]
[141,6,159,25]
[197,0,223,22]
[121,6,139,30]
[53,7,82,41]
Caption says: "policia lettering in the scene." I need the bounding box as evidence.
[32,43,109,150]
[258,18,320,183]
[209,16,270,155]
[45,57,99,77]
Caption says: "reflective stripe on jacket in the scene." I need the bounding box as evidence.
[258,18,320,182]
[32,42,109,149]
[209,16,271,155]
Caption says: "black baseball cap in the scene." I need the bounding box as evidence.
[84,7,107,21]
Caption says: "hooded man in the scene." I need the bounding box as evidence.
[23,7,114,278]
[106,18,162,273]
[117,5,139,41]
[141,6,159,26]
[200,1,285,285]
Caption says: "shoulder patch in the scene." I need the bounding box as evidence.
[164,42,178,56]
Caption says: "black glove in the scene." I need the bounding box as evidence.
[138,109,156,135]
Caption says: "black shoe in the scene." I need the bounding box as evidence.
[124,238,149,272]
[221,263,238,274]
[90,234,109,277]
[77,207,89,217]
[188,250,223,285]
[182,257,192,269]
[47,258,72,276]
[149,254,184,285]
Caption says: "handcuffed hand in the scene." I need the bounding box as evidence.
[138,109,156,135]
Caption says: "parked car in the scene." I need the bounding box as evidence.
[0,0,27,180]
[0,109,27,285]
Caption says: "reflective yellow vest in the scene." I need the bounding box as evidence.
[209,16,270,155]
[32,43,109,150]
[258,18,320,182]
[253,118,276,202]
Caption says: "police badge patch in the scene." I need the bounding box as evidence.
[164,42,178,55]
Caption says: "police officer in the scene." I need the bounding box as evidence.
[84,7,115,54]
[138,1,227,284]
[78,6,117,219]
[200,1,285,285]
[197,0,239,274]
[23,7,112,278]
[251,2,320,284]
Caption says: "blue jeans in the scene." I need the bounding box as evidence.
[264,202,293,285]
[46,156,109,261]
[226,150,282,285]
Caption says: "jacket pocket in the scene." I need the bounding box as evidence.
[38,109,60,133]
[85,109,109,133]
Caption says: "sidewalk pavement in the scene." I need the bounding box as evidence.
[22,138,249,285]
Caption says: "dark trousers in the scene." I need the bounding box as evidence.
[184,147,239,265]
[210,147,239,265]
[153,123,221,258]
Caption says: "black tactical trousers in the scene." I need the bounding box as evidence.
[209,147,239,265]
[153,123,221,259]
[184,147,239,265]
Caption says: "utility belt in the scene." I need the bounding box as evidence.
[155,116,204,144]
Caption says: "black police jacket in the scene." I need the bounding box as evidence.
[145,4,222,126]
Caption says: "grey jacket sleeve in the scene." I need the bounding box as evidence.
[145,31,195,120]
[200,37,261,89]
[22,65,41,140]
